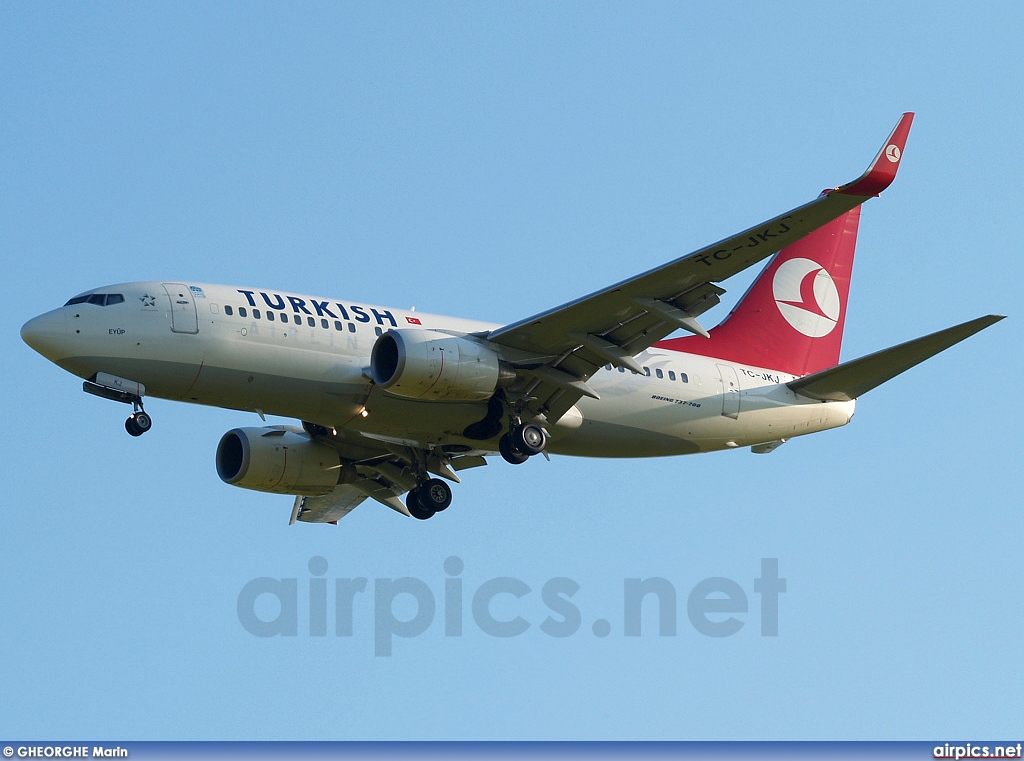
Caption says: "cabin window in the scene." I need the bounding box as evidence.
[644,367,651,376]
[239,307,247,318]
[225,305,233,316]
[348,323,356,333]
[680,373,688,383]
[374,327,383,337]
[267,311,275,322]
[253,309,261,319]
[321,318,328,329]
[618,367,625,373]
[668,370,675,380]
[655,368,663,379]
[334,321,343,331]
[308,317,316,327]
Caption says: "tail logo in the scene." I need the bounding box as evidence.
[772,257,841,338]
[885,144,901,163]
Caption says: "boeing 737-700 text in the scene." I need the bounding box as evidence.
[21,113,1003,523]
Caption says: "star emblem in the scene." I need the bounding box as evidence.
[140,294,157,307]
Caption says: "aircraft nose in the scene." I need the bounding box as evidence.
[21,310,67,361]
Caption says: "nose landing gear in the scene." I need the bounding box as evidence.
[125,408,152,437]
[83,374,153,437]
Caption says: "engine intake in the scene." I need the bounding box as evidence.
[370,329,507,401]
[216,427,341,496]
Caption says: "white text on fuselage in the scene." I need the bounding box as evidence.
[738,368,782,384]
[236,290,397,326]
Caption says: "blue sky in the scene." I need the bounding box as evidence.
[1,1,1021,740]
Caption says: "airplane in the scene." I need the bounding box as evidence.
[20,112,1004,524]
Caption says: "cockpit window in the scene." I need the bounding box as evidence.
[64,293,125,307]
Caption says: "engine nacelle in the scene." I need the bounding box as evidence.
[216,427,341,496]
[370,329,504,401]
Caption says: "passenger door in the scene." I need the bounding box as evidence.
[162,283,199,334]
[716,363,741,419]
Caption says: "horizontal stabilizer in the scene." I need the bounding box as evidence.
[788,315,1004,402]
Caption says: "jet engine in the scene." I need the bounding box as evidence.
[370,329,511,401]
[216,427,341,496]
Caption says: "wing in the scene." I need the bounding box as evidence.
[488,113,915,423]
[288,427,490,524]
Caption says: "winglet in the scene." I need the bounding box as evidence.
[837,112,915,197]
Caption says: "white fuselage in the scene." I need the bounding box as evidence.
[24,281,855,457]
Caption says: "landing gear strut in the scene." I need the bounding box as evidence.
[499,422,546,465]
[406,477,453,520]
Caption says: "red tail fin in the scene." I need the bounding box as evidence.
[657,202,862,376]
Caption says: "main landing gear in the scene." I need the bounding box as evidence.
[499,422,546,465]
[406,478,453,521]
[403,421,545,519]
